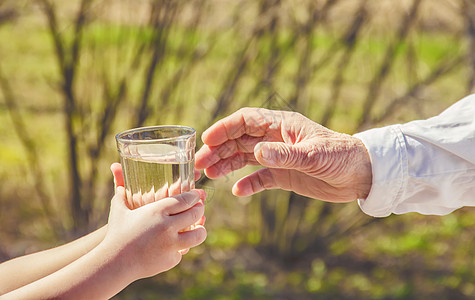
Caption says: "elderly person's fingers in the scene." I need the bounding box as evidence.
[196,135,262,170]
[201,107,286,146]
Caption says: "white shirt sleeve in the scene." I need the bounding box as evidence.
[354,94,475,217]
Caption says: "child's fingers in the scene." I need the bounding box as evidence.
[110,163,124,188]
[158,190,202,215]
[168,179,183,196]
[154,183,170,202]
[196,189,207,201]
[170,201,205,231]
[176,225,207,249]
[111,186,127,208]
[196,215,206,226]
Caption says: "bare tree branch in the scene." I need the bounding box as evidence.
[38,0,95,230]
[288,0,340,110]
[463,0,475,93]
[373,55,464,124]
[135,0,178,127]
[320,0,368,127]
[0,1,17,26]
[0,64,60,236]
[208,0,280,123]
[357,0,423,130]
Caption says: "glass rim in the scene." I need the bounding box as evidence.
[115,125,196,144]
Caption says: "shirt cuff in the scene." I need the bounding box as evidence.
[353,125,408,217]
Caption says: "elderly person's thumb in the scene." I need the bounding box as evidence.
[254,142,311,171]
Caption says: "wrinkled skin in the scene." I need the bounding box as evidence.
[196,107,372,202]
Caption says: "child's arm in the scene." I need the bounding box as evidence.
[1,187,206,299]
[0,226,107,295]
[0,163,127,294]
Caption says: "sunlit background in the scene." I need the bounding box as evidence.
[1,0,474,298]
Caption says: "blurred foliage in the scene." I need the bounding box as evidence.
[0,0,475,299]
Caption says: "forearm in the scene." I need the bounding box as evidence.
[1,242,134,300]
[0,225,107,294]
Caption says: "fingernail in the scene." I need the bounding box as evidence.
[198,189,207,200]
[201,130,210,143]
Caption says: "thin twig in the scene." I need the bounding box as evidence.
[463,0,475,93]
[320,0,368,127]
[357,0,423,130]
[373,56,464,124]
[0,64,60,236]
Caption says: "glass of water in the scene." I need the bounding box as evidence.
[115,125,196,209]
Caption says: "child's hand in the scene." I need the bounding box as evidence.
[102,187,207,279]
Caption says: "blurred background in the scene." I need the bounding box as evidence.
[0,0,474,298]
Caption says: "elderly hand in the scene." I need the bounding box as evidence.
[196,107,372,202]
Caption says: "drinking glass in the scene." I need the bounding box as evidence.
[116,125,196,209]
